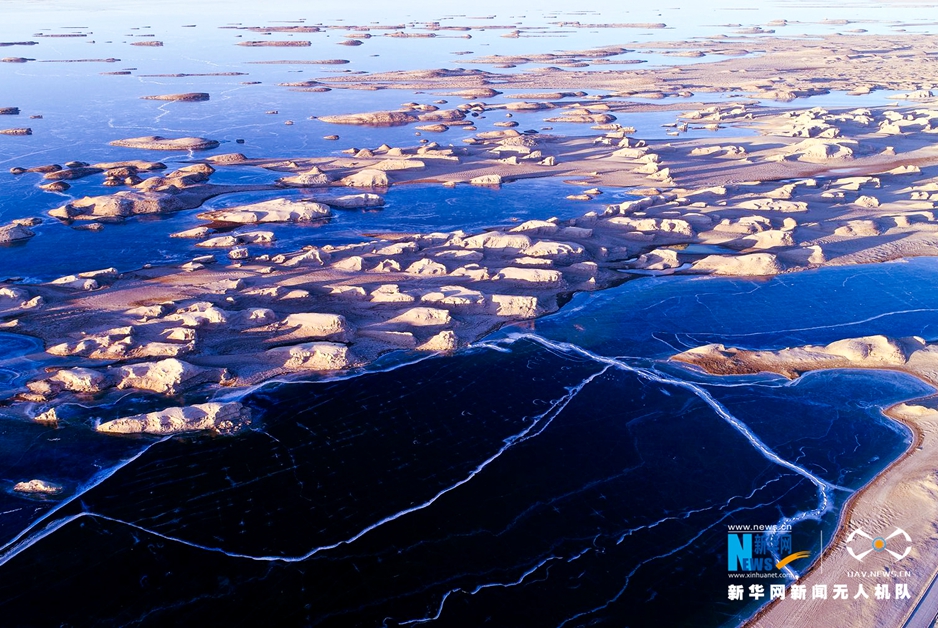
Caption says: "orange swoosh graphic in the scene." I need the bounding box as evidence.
[776,551,812,570]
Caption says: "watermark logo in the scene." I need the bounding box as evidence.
[727,525,810,573]
[846,527,912,562]
[727,520,917,604]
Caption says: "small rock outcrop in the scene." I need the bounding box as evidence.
[96,402,251,436]
[109,136,220,151]
[318,111,416,127]
[140,93,210,102]
[13,479,63,495]
[198,198,331,223]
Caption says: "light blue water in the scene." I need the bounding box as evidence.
[0,176,642,282]
[0,0,918,286]
[533,258,938,356]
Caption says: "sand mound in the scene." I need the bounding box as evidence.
[318,111,416,126]
[97,402,251,436]
[141,93,210,102]
[692,253,783,276]
[109,136,219,151]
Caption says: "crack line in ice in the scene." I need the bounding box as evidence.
[0,436,173,567]
[0,365,610,564]
[555,501,778,628]
[0,332,845,608]
[153,101,172,123]
[686,308,938,340]
[213,350,443,403]
[485,333,845,495]
[614,475,788,544]
[388,478,796,626]
[0,142,85,166]
[482,334,848,586]
[396,556,563,626]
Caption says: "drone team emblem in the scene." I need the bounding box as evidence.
[846,527,912,562]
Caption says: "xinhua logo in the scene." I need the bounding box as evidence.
[727,532,810,572]
[846,527,912,562]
